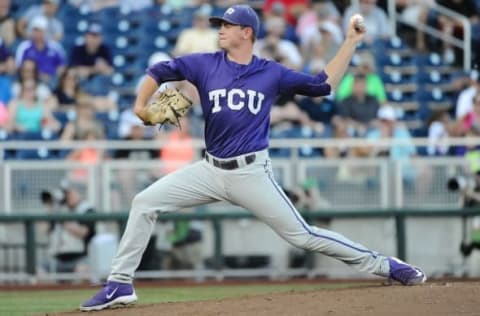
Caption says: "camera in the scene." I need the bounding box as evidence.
[40,187,67,205]
[447,176,479,192]
[447,174,480,257]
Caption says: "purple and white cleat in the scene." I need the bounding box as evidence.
[80,281,137,311]
[388,257,427,285]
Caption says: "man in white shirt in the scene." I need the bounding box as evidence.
[456,74,480,121]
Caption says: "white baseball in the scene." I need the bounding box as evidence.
[352,14,365,32]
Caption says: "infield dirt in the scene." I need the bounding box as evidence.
[53,281,479,316]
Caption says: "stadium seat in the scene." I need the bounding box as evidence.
[13,130,60,160]
[0,129,16,160]
[53,110,75,129]
[95,111,120,140]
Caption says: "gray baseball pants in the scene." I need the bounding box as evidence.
[109,149,389,282]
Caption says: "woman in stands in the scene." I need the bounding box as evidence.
[12,59,57,110]
[7,78,59,134]
[53,67,117,112]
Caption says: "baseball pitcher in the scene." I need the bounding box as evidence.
[80,5,426,311]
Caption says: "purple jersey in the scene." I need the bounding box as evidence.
[147,51,330,158]
[15,40,66,77]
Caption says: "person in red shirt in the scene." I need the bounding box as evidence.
[263,0,309,26]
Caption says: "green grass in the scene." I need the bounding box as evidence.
[0,282,368,316]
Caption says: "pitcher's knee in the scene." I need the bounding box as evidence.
[285,232,313,250]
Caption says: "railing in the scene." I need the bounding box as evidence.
[1,208,479,282]
[387,0,472,71]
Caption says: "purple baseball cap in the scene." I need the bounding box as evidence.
[209,5,260,37]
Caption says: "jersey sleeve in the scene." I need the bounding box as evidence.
[146,53,204,86]
[278,66,331,97]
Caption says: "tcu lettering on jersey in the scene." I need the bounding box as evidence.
[209,89,265,115]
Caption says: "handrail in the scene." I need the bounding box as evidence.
[2,208,480,222]
[388,0,471,71]
[1,137,480,150]
[1,208,479,276]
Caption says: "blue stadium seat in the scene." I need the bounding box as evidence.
[0,129,16,160]
[416,70,452,85]
[95,111,120,139]
[13,130,60,160]
[415,87,452,103]
[387,89,416,103]
[53,110,75,129]
[414,53,443,67]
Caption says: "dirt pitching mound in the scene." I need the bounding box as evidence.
[58,281,479,316]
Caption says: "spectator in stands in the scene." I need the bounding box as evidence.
[270,94,325,134]
[67,0,116,11]
[69,23,113,96]
[40,180,96,274]
[159,116,196,174]
[0,0,16,47]
[426,109,452,156]
[60,99,103,141]
[165,219,204,270]
[297,0,342,63]
[7,79,60,134]
[0,41,14,105]
[343,0,392,44]
[367,105,417,182]
[322,115,368,160]
[69,23,113,80]
[116,109,156,159]
[336,73,381,136]
[297,95,336,130]
[12,59,57,110]
[17,0,64,42]
[66,124,108,182]
[296,0,341,39]
[0,100,9,131]
[432,0,479,65]
[257,1,298,42]
[263,0,309,26]
[68,0,153,11]
[254,16,303,70]
[397,0,435,51]
[336,51,387,103]
[53,67,80,108]
[15,15,66,84]
[54,67,117,111]
[456,72,480,126]
[462,92,480,135]
[314,21,343,62]
[172,5,219,56]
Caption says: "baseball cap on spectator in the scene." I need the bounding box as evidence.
[209,5,260,37]
[377,105,397,121]
[271,1,286,15]
[194,4,212,18]
[318,21,343,45]
[148,52,171,67]
[30,15,48,31]
[86,23,102,35]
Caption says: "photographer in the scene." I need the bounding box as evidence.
[447,153,480,257]
[40,181,96,274]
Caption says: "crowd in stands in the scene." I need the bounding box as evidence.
[0,0,480,163]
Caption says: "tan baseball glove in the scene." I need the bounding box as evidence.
[142,88,193,127]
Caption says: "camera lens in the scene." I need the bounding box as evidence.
[40,190,53,204]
